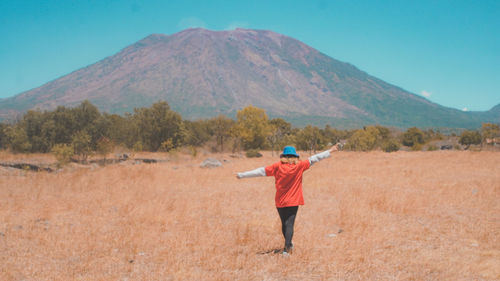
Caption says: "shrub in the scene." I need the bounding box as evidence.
[245,149,263,158]
[296,125,325,154]
[189,146,198,158]
[411,143,423,151]
[5,126,31,153]
[481,123,500,143]
[427,144,438,151]
[52,144,73,168]
[381,139,400,152]
[160,139,174,152]
[459,130,481,149]
[346,127,378,151]
[71,130,92,162]
[133,141,143,152]
[402,127,425,147]
[96,137,114,162]
[234,106,270,150]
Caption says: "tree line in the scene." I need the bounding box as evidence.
[0,100,498,160]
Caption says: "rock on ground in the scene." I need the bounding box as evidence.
[200,158,222,168]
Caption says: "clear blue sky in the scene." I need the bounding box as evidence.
[1,0,499,111]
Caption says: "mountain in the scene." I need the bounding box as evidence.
[489,104,500,115]
[0,28,498,128]
[483,104,500,123]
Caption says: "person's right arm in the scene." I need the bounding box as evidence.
[236,167,266,179]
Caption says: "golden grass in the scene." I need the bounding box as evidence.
[0,151,499,280]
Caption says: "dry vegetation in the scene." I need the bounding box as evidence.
[1,151,499,280]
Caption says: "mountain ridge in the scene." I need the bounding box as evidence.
[0,28,498,128]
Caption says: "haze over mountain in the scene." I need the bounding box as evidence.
[0,28,498,128]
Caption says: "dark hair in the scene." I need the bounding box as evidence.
[280,155,299,164]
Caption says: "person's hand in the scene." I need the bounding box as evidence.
[235,174,241,179]
[329,143,342,153]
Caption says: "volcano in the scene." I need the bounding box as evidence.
[0,28,497,128]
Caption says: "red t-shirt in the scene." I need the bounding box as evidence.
[265,160,311,208]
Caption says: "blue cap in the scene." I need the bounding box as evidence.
[280,146,299,157]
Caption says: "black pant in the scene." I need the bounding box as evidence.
[277,206,298,251]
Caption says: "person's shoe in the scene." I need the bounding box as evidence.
[282,251,290,257]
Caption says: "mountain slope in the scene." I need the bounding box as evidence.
[0,28,497,128]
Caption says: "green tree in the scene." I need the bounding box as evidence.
[72,101,103,150]
[459,130,481,149]
[184,120,211,147]
[346,126,380,151]
[208,115,235,152]
[481,123,500,144]
[51,106,77,145]
[381,139,401,152]
[5,126,31,153]
[103,113,138,148]
[296,125,325,154]
[234,105,270,150]
[322,125,347,145]
[20,110,51,152]
[159,139,175,152]
[424,128,443,141]
[374,125,391,141]
[0,123,9,150]
[96,136,114,164]
[52,144,74,168]
[133,101,186,151]
[72,130,92,162]
[267,118,292,156]
[401,127,425,148]
[73,101,100,129]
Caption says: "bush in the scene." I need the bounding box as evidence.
[235,106,270,150]
[381,139,400,152]
[5,126,31,153]
[346,127,378,151]
[189,146,198,158]
[295,125,325,153]
[133,141,143,152]
[245,149,263,158]
[411,143,423,151]
[52,144,73,168]
[481,123,500,143]
[160,139,174,152]
[427,144,438,151]
[459,130,481,149]
[402,127,425,147]
[71,130,92,162]
[96,137,114,162]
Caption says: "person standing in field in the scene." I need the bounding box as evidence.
[236,144,340,256]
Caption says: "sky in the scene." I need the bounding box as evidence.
[0,0,499,112]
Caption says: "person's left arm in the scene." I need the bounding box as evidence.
[308,143,341,166]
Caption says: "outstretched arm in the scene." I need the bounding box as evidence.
[309,143,341,166]
[328,143,342,153]
[236,167,266,179]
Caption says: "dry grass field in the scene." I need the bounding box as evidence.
[1,150,499,280]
